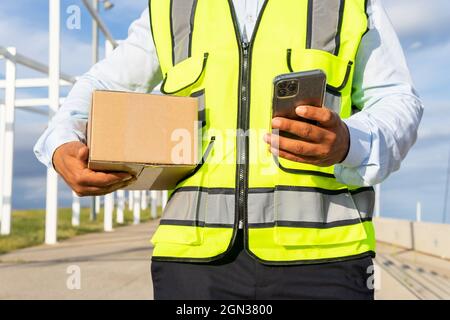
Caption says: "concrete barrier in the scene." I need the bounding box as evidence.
[412,221,450,259]
[374,217,450,259]
[373,217,414,249]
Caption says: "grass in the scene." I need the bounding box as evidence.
[0,207,159,255]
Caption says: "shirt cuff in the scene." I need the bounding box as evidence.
[34,127,84,169]
[340,117,372,168]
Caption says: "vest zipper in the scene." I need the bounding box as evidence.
[228,0,268,252]
[228,0,269,250]
[237,41,250,229]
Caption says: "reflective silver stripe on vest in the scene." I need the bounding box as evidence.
[325,90,341,114]
[350,188,375,221]
[170,0,198,65]
[307,0,345,54]
[161,189,235,227]
[161,187,374,228]
[248,187,373,228]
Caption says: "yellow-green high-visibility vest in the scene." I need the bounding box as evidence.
[149,0,376,264]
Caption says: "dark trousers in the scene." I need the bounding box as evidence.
[151,230,374,300]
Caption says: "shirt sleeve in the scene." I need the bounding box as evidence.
[334,0,424,186]
[33,8,163,168]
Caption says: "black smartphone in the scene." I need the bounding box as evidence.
[272,69,326,121]
[271,69,326,139]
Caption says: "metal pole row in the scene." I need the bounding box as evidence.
[0,2,169,242]
[0,0,124,242]
[71,190,167,231]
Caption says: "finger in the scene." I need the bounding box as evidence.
[76,145,90,162]
[270,147,320,165]
[265,134,322,157]
[74,180,134,197]
[295,106,337,127]
[271,118,325,142]
[98,179,136,195]
[76,169,133,187]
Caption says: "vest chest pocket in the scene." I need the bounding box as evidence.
[272,49,353,176]
[161,53,209,96]
[286,48,353,114]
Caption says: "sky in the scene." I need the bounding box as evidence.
[0,0,449,223]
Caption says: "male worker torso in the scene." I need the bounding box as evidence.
[149,0,375,299]
[36,0,423,300]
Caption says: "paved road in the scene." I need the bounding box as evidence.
[375,242,450,300]
[0,221,158,300]
[0,220,449,300]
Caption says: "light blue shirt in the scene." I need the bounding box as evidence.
[34,0,423,187]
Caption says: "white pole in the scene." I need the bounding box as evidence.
[95,196,101,214]
[95,196,102,215]
[92,0,99,64]
[90,197,96,221]
[104,192,114,232]
[374,184,381,218]
[116,190,125,224]
[150,190,158,219]
[102,39,115,232]
[162,190,168,209]
[416,201,422,222]
[88,0,99,226]
[128,190,134,211]
[45,0,60,245]
[133,191,140,225]
[0,47,17,235]
[157,191,162,208]
[141,190,148,210]
[72,192,80,227]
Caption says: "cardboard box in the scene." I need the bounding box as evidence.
[88,90,199,190]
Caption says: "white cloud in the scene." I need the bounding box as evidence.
[14,120,47,150]
[417,100,450,141]
[13,174,77,209]
[404,40,450,94]
[409,42,422,50]
[0,8,92,79]
[382,0,450,39]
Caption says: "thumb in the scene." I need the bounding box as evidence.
[76,145,90,162]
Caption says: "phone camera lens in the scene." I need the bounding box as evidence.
[278,81,287,89]
[288,83,297,91]
[278,88,287,97]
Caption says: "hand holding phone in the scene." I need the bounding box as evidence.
[266,69,351,166]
